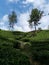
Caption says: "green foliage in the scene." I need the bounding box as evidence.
[13,41,21,49]
[28,8,43,31]
[21,38,30,42]
[31,41,49,65]
[0,46,30,65]
[8,11,17,29]
[0,30,49,65]
[38,27,42,31]
[32,50,49,65]
[23,43,31,55]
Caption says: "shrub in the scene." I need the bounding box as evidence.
[24,44,31,52]
[38,27,42,31]
[13,41,21,49]
[0,47,31,65]
[31,41,49,65]
[21,38,30,42]
[32,50,49,65]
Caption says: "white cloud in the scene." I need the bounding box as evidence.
[2,15,8,22]
[21,0,49,31]
[22,0,49,14]
[22,0,46,5]
[38,15,49,30]
[8,0,19,3]
[22,0,46,11]
[43,4,49,14]
[0,12,31,32]
[22,0,34,4]
[17,11,31,32]
[0,15,9,30]
[0,15,8,25]
[14,24,23,31]
[0,11,49,32]
[17,10,49,31]
[0,0,49,32]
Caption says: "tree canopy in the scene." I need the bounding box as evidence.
[28,8,43,31]
[8,11,17,30]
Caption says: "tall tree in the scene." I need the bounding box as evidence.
[28,8,43,31]
[8,11,17,30]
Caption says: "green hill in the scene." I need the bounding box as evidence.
[0,30,49,65]
[0,30,49,42]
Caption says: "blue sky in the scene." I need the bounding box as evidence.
[0,0,49,32]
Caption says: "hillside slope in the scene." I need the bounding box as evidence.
[0,30,49,43]
[0,30,49,65]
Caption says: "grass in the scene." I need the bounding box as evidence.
[0,30,49,65]
[0,30,49,48]
[0,30,49,42]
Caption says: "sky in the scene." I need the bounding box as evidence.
[0,0,49,32]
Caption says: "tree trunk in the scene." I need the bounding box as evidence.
[34,25,37,36]
[35,25,36,32]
